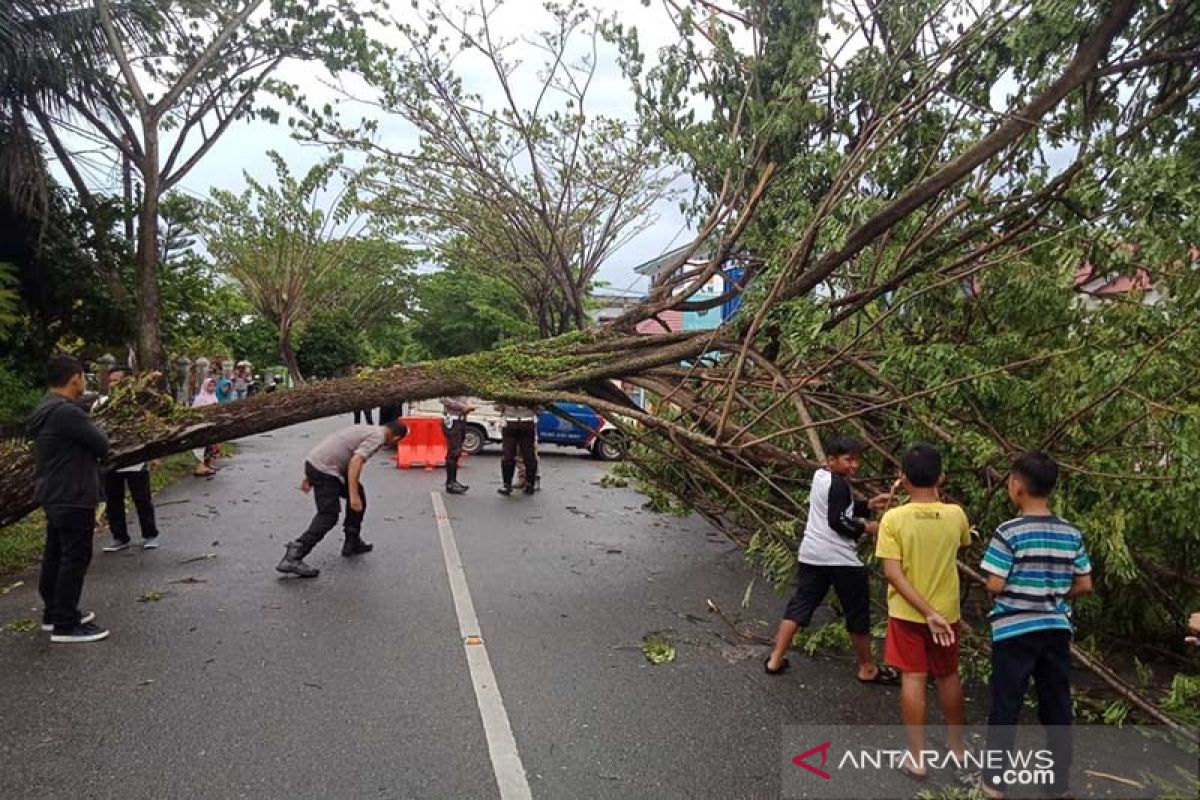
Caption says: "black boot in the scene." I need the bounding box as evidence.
[276,542,319,578]
[341,532,373,557]
[498,463,515,495]
[523,467,538,495]
[446,482,469,495]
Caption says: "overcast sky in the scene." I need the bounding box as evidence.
[92,0,702,297]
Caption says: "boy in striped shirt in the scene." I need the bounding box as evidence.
[978,451,1093,798]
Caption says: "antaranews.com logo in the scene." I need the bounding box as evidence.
[780,724,1196,800]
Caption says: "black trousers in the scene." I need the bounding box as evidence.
[444,419,465,485]
[500,421,537,487]
[353,408,374,425]
[783,563,871,635]
[985,629,1074,792]
[296,462,366,552]
[39,507,95,629]
[104,469,159,542]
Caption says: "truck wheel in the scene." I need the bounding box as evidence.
[592,431,626,461]
[462,425,487,455]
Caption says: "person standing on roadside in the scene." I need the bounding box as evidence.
[496,402,538,496]
[276,420,408,578]
[232,361,250,400]
[28,355,111,643]
[441,396,475,495]
[97,367,161,552]
[349,367,375,425]
[191,377,220,476]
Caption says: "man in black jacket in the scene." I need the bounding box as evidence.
[28,356,111,643]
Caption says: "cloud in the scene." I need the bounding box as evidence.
[48,0,698,293]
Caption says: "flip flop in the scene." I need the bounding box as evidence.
[899,763,929,782]
[763,656,790,675]
[857,665,901,686]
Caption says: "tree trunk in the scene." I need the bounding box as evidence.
[135,125,165,372]
[279,325,304,386]
[0,331,722,529]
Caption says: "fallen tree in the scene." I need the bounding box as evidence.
[3,0,1198,733]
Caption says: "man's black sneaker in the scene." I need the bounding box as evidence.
[50,621,110,643]
[142,537,160,550]
[41,610,95,632]
[102,539,131,552]
[497,485,513,496]
[446,482,469,495]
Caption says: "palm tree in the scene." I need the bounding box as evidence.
[0,0,148,214]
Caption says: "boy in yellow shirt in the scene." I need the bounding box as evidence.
[875,443,972,779]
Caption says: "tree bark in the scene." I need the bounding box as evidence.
[135,124,165,372]
[278,324,304,386]
[0,331,717,528]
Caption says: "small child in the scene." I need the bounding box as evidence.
[764,436,897,686]
[876,442,972,779]
[977,451,1092,799]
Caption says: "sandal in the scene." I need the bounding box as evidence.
[763,656,790,675]
[857,665,901,685]
[899,763,929,782]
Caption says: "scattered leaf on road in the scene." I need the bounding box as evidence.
[137,590,165,602]
[1,581,25,595]
[4,618,37,633]
[168,577,207,584]
[641,636,676,665]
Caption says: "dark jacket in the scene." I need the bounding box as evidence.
[27,393,110,510]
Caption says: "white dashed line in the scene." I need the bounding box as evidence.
[430,491,532,800]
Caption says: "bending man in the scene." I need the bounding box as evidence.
[277,419,407,578]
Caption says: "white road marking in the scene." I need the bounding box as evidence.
[430,491,533,800]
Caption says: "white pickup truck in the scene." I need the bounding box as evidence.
[406,398,626,460]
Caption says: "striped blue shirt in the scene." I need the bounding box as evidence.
[980,515,1092,642]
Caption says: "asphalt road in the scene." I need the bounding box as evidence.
[5,418,1183,799]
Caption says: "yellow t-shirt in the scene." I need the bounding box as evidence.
[875,502,972,623]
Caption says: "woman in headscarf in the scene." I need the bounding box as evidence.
[191,378,220,477]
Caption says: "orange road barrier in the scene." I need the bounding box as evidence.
[396,417,446,470]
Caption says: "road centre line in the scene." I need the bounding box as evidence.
[430,491,533,800]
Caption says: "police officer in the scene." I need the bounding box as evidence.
[441,396,475,495]
[496,402,538,496]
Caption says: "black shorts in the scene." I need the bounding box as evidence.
[783,563,871,635]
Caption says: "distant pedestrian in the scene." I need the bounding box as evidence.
[496,402,538,496]
[28,355,111,643]
[276,420,408,578]
[98,368,161,552]
[191,377,220,477]
[350,366,375,424]
[232,362,250,400]
[441,396,475,494]
[215,373,234,403]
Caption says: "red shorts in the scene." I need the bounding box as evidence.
[884,617,960,678]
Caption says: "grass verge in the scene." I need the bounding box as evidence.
[0,447,231,577]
